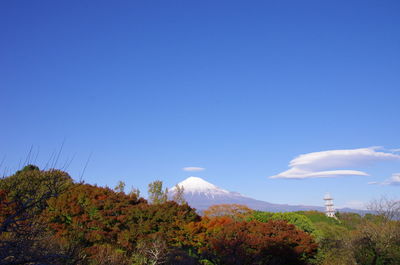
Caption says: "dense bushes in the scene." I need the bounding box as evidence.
[250,211,320,238]
[1,165,399,264]
[294,210,400,265]
[0,166,75,264]
[181,216,318,265]
[44,183,201,263]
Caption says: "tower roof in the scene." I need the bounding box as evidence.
[324,193,333,200]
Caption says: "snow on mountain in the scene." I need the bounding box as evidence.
[170,176,230,199]
[169,176,319,212]
[170,176,365,214]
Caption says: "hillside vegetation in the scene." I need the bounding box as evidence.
[1,165,399,265]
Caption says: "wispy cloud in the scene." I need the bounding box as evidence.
[182,167,205,172]
[270,147,400,179]
[368,173,400,186]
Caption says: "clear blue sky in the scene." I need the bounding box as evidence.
[1,0,400,208]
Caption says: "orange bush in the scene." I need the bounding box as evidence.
[182,216,318,265]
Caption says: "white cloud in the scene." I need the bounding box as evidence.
[270,147,400,179]
[182,167,205,172]
[289,147,399,170]
[368,173,400,186]
[270,168,368,179]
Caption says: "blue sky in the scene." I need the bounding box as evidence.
[1,0,400,209]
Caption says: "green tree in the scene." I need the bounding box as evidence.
[114,180,126,193]
[172,184,186,205]
[148,180,168,204]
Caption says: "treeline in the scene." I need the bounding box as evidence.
[0,166,399,265]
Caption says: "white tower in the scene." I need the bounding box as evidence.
[324,193,336,218]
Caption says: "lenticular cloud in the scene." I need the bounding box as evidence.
[269,147,400,179]
[182,167,205,172]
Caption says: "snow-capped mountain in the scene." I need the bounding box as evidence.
[170,176,231,199]
[169,176,326,212]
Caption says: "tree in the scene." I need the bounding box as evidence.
[172,184,186,205]
[126,200,200,246]
[134,236,168,265]
[129,187,141,198]
[0,165,72,234]
[0,165,74,264]
[114,180,126,193]
[349,220,400,265]
[148,180,168,204]
[368,197,400,222]
[347,198,400,265]
[87,244,131,265]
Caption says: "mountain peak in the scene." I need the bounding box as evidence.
[169,177,362,214]
[171,176,229,195]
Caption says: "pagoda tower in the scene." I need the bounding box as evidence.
[324,193,336,218]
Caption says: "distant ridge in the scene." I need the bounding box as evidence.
[169,176,365,214]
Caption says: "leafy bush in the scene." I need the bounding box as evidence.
[250,211,321,239]
[183,216,318,265]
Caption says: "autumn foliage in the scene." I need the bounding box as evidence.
[0,166,324,265]
[0,190,14,227]
[44,183,200,259]
[181,216,318,265]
